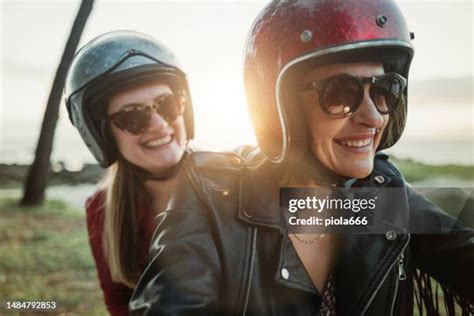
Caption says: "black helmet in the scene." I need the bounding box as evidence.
[65,30,194,167]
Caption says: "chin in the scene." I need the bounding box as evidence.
[352,168,373,179]
[150,151,184,172]
[151,157,179,171]
[341,161,374,179]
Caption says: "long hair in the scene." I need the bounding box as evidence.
[100,158,149,288]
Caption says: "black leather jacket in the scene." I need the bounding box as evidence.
[130,147,474,315]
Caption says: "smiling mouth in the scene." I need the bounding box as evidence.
[142,134,173,148]
[336,137,373,148]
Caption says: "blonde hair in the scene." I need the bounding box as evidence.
[100,159,149,288]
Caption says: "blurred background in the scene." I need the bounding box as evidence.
[0,0,472,314]
[1,1,473,185]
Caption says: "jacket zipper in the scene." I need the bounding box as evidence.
[242,226,257,316]
[360,234,410,315]
[390,253,407,316]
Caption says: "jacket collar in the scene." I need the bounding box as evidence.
[237,158,394,231]
[237,160,284,231]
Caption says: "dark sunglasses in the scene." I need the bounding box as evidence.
[108,93,185,134]
[300,73,407,117]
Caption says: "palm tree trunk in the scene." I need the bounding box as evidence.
[21,0,94,206]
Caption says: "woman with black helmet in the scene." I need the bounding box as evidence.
[130,1,473,315]
[64,30,194,315]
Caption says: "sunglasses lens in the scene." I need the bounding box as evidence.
[157,95,182,122]
[109,93,185,135]
[114,108,150,134]
[322,76,361,116]
[371,75,404,113]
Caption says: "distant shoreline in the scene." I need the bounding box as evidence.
[0,157,472,188]
[0,163,104,188]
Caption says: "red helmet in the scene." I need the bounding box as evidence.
[244,0,414,164]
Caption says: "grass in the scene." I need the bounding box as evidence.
[0,195,106,315]
[391,157,474,183]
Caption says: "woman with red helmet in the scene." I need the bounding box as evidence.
[65,30,194,315]
[131,1,473,315]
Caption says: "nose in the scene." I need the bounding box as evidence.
[146,111,168,133]
[351,84,385,128]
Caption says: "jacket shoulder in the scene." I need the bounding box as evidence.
[85,190,106,236]
[182,146,266,193]
[188,145,263,167]
[85,189,105,214]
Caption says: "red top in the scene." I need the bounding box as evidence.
[85,190,155,316]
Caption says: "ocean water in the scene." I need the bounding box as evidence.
[1,115,472,168]
[0,118,95,170]
[0,184,98,210]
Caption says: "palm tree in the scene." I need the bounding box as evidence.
[21,0,94,206]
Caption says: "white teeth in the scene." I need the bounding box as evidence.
[143,135,172,148]
[339,137,372,148]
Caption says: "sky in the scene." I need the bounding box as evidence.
[0,0,473,166]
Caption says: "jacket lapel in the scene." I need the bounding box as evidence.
[335,232,409,314]
[237,161,285,231]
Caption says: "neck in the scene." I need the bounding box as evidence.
[144,176,179,212]
[283,150,348,187]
